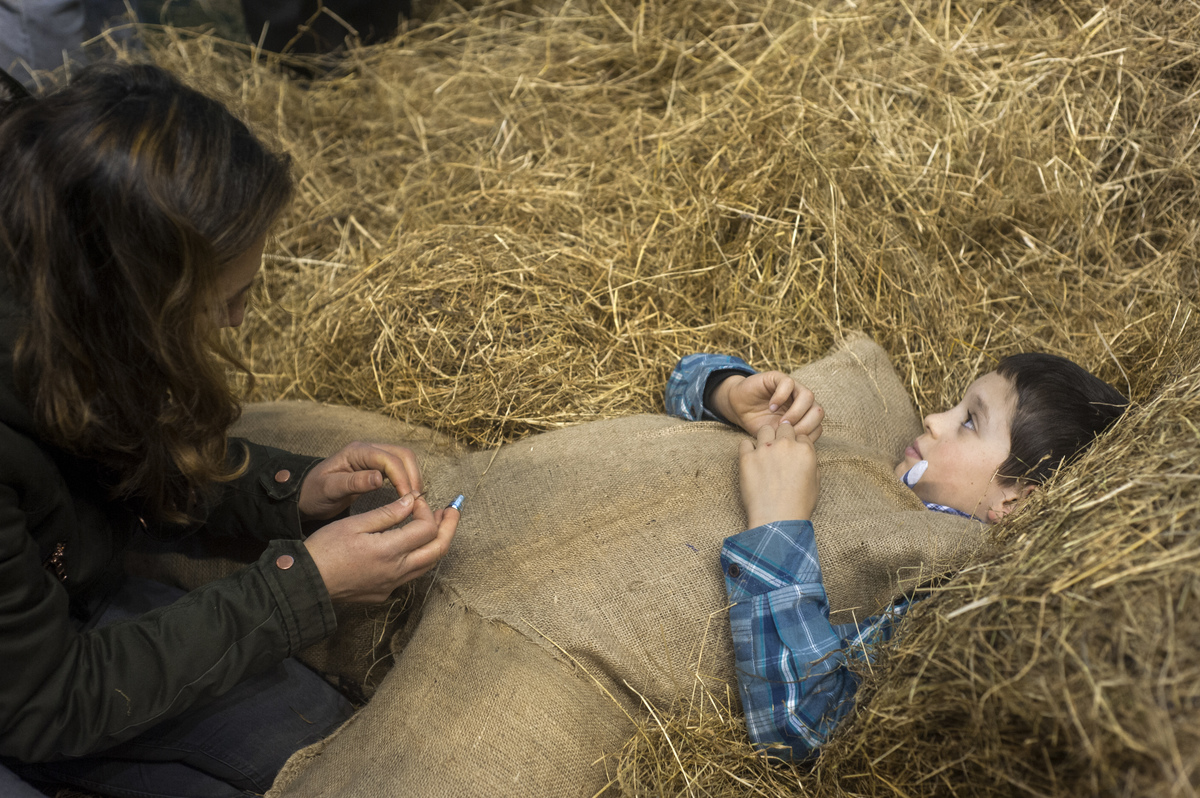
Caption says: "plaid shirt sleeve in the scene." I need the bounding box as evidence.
[665,353,756,422]
[721,520,909,759]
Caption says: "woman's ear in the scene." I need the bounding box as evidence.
[986,482,1038,523]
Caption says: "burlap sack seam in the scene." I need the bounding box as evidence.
[435,581,639,711]
[632,420,732,440]
[839,333,897,414]
[266,592,633,797]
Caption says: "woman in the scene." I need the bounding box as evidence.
[0,63,458,796]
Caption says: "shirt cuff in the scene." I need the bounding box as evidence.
[701,368,755,425]
[665,353,756,421]
[721,520,823,600]
[255,451,323,533]
[210,446,324,542]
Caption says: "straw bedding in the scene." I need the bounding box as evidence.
[115,0,1200,793]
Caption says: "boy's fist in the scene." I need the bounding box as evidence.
[714,371,825,438]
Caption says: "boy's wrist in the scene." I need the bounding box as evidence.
[747,508,813,529]
[712,375,746,428]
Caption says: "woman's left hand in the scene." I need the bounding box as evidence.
[298,441,423,521]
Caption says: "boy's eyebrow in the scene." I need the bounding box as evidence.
[970,392,991,427]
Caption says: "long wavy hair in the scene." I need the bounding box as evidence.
[0,64,293,523]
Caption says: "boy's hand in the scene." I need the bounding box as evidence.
[714,372,825,438]
[738,421,820,528]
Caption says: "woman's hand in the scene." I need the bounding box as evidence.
[739,421,820,528]
[298,441,422,521]
[303,494,459,603]
[713,371,825,438]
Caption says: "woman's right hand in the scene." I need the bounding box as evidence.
[303,494,459,603]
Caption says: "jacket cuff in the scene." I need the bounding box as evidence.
[253,451,324,537]
[257,538,337,653]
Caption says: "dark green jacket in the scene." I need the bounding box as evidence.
[0,284,338,763]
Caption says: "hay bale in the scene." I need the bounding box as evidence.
[146,0,1195,440]
[114,0,1200,791]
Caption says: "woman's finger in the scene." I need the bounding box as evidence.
[408,494,435,523]
[396,501,460,578]
[340,442,422,497]
[366,443,423,495]
[774,419,797,440]
[344,494,417,534]
[322,469,382,500]
[430,494,464,528]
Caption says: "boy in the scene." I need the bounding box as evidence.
[666,351,1127,758]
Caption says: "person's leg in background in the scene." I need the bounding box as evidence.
[0,0,86,86]
[0,0,140,89]
[83,0,140,52]
[240,0,410,55]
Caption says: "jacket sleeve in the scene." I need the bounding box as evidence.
[187,438,324,543]
[721,520,906,759]
[0,486,338,762]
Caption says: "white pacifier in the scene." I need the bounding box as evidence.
[902,459,929,488]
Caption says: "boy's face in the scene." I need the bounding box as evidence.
[894,371,1020,521]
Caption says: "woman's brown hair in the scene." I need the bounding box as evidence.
[0,63,293,523]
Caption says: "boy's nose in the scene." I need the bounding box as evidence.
[923,410,946,437]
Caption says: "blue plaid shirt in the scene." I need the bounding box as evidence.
[666,353,958,759]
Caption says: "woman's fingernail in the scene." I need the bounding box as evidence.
[781,419,791,425]
[400,493,414,507]
[449,494,465,512]
[769,404,778,412]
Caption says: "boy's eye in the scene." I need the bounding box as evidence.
[963,413,975,431]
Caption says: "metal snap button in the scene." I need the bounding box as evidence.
[276,555,295,570]
[274,469,291,483]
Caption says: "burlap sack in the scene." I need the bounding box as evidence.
[265,335,988,798]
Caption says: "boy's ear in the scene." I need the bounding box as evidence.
[986,483,1038,523]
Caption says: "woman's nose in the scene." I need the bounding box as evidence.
[224,300,246,328]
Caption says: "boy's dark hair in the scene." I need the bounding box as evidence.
[995,353,1128,485]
